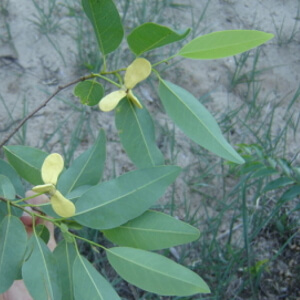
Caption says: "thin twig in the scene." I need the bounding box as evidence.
[0,74,93,148]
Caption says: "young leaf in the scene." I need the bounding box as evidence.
[74,166,181,229]
[82,0,124,55]
[73,255,121,300]
[57,129,106,195]
[103,210,200,250]
[115,97,164,168]
[106,247,210,296]
[3,145,48,185]
[53,240,77,300]
[127,22,190,56]
[22,234,62,300]
[0,174,16,200]
[0,216,27,293]
[158,79,244,164]
[0,159,24,196]
[178,30,274,59]
[74,80,104,106]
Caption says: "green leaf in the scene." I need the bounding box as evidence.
[0,176,21,222]
[82,0,124,55]
[106,247,210,296]
[53,240,77,300]
[0,216,27,293]
[22,234,61,300]
[251,167,278,178]
[0,159,24,196]
[74,80,104,106]
[73,255,121,300]
[115,98,164,168]
[263,177,294,192]
[158,80,244,164]
[3,145,48,185]
[103,210,200,250]
[0,203,6,222]
[66,185,93,202]
[74,165,181,229]
[0,174,16,199]
[280,185,300,201]
[239,161,265,175]
[178,30,274,59]
[57,129,106,195]
[35,224,50,245]
[127,22,190,56]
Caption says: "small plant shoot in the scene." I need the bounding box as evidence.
[0,0,274,299]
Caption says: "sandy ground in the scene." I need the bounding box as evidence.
[0,0,299,299]
[1,0,299,159]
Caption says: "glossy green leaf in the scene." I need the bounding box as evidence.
[82,0,123,55]
[127,22,190,56]
[53,240,77,300]
[115,97,164,168]
[22,234,61,300]
[73,255,121,300]
[74,166,181,229]
[0,174,15,199]
[57,129,106,195]
[178,30,274,59]
[263,177,294,192]
[103,210,200,250]
[74,80,104,106]
[0,216,27,293]
[158,80,244,164]
[3,145,48,185]
[106,247,210,296]
[0,159,24,196]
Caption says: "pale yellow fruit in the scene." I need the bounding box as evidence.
[41,153,64,185]
[124,58,151,89]
[51,190,76,218]
[99,90,127,112]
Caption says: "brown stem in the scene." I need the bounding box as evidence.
[0,74,94,148]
